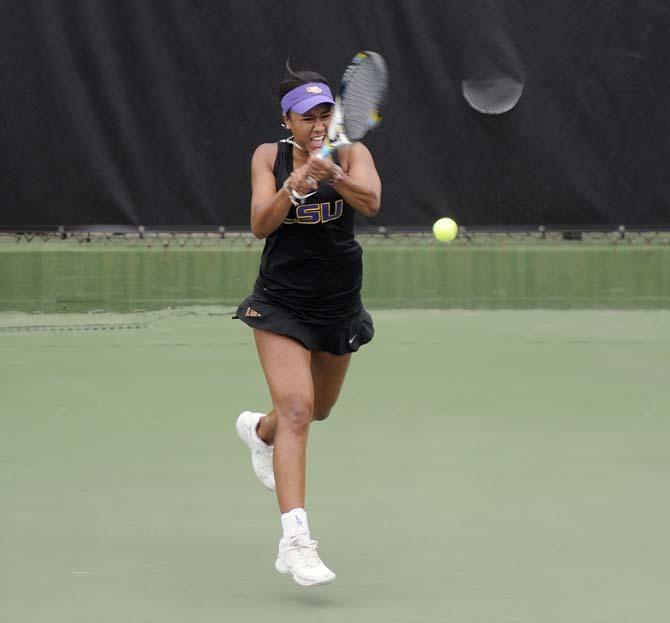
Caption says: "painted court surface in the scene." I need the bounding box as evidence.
[2,309,669,622]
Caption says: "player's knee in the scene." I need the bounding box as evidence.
[312,406,332,422]
[278,400,313,435]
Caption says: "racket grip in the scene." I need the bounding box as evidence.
[319,143,335,159]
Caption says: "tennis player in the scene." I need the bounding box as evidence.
[235,65,381,587]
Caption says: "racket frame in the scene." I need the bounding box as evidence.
[291,50,386,201]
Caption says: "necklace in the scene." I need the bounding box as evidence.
[281,136,307,153]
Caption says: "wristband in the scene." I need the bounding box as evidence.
[282,178,300,207]
[282,178,312,207]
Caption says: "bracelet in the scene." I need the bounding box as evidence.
[282,178,301,207]
[327,165,346,185]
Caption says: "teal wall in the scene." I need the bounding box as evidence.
[1,243,669,312]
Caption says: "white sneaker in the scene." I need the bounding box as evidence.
[236,411,275,491]
[275,535,336,587]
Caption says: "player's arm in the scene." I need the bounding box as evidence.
[250,144,316,239]
[305,143,381,218]
[250,144,290,239]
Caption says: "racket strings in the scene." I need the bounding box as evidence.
[341,55,388,141]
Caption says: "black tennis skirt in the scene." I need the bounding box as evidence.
[234,291,374,356]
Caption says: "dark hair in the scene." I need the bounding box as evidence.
[278,61,330,101]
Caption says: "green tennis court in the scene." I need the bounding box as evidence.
[2,308,669,622]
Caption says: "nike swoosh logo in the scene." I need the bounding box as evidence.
[348,335,357,345]
[292,189,317,201]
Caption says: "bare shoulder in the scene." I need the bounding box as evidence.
[338,142,373,170]
[252,142,278,168]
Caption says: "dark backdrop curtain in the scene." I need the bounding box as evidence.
[1,0,669,228]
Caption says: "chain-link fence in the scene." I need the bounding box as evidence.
[2,227,670,248]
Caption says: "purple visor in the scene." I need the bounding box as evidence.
[281,82,335,114]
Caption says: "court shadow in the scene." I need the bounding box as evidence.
[267,585,350,609]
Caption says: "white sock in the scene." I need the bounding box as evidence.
[252,417,272,448]
[281,508,310,540]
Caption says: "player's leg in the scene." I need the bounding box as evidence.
[252,329,335,586]
[311,350,352,421]
[253,328,313,513]
[256,408,277,444]
[256,350,351,442]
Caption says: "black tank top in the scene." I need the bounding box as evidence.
[253,141,363,325]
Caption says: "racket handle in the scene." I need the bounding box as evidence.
[319,142,335,159]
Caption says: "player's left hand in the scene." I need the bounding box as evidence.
[305,154,338,182]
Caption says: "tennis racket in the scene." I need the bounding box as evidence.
[321,50,388,157]
[293,50,388,201]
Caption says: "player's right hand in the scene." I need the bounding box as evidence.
[288,165,318,196]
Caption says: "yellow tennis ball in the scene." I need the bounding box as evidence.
[433,217,458,242]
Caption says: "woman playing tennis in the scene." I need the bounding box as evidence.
[235,64,381,587]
